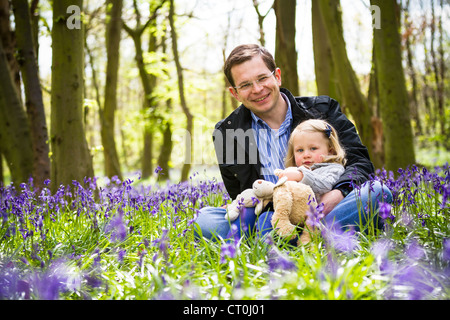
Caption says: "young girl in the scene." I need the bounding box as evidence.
[275,119,346,201]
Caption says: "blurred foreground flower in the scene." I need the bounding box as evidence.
[322,226,359,253]
[267,247,296,272]
[220,242,237,263]
[106,212,127,242]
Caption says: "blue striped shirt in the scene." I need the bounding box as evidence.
[250,93,293,183]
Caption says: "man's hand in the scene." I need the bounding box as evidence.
[320,189,344,215]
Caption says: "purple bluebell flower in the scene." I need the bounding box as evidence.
[228,224,240,243]
[378,202,393,220]
[93,248,101,267]
[137,248,147,268]
[118,249,126,264]
[30,260,71,300]
[267,247,296,272]
[106,212,127,242]
[17,280,30,299]
[405,241,425,261]
[220,242,237,263]
[153,228,170,260]
[84,274,103,288]
[323,253,338,279]
[442,184,450,209]
[386,264,435,300]
[372,239,394,274]
[0,262,31,299]
[322,225,359,253]
[443,238,450,262]
[306,203,324,230]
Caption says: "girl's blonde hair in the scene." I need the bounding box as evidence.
[285,119,346,167]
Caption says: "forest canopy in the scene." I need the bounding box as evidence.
[0,0,448,189]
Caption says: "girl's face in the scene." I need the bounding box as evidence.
[292,131,332,167]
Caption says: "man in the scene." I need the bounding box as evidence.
[195,44,392,241]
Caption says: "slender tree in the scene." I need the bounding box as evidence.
[371,0,415,171]
[50,0,94,189]
[156,24,173,182]
[273,0,299,96]
[0,0,22,99]
[122,0,165,179]
[11,0,50,188]
[431,0,446,145]
[169,0,193,182]
[251,0,271,47]
[101,0,123,179]
[403,0,422,136]
[316,0,373,157]
[29,0,39,60]
[311,0,341,102]
[0,39,34,186]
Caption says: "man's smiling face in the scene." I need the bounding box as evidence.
[228,55,283,120]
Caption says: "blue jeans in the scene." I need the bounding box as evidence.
[194,180,393,241]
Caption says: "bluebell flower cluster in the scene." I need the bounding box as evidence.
[0,163,448,300]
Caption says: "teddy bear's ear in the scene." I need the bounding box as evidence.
[274,176,288,188]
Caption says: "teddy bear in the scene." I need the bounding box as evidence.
[268,180,318,245]
[225,175,318,245]
[224,178,285,221]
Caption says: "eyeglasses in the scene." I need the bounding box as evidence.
[233,70,276,92]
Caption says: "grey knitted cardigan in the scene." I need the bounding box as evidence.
[298,163,345,196]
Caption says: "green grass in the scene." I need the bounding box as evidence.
[0,165,449,300]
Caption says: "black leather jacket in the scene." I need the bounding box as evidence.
[213,88,374,200]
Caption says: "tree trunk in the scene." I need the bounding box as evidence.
[274,0,299,96]
[0,0,22,100]
[421,5,433,138]
[316,0,373,156]
[371,0,416,172]
[122,2,163,180]
[251,0,271,47]
[157,114,173,182]
[0,39,33,185]
[0,152,3,185]
[156,24,173,182]
[437,0,447,148]
[30,0,40,62]
[101,0,123,180]
[367,47,385,169]
[311,0,341,102]
[127,29,154,178]
[1,0,23,111]
[51,0,94,189]
[142,11,159,180]
[431,0,446,146]
[403,0,422,137]
[11,0,50,188]
[169,0,193,182]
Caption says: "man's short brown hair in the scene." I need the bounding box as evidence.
[224,44,277,87]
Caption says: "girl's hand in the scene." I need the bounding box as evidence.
[274,167,303,182]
